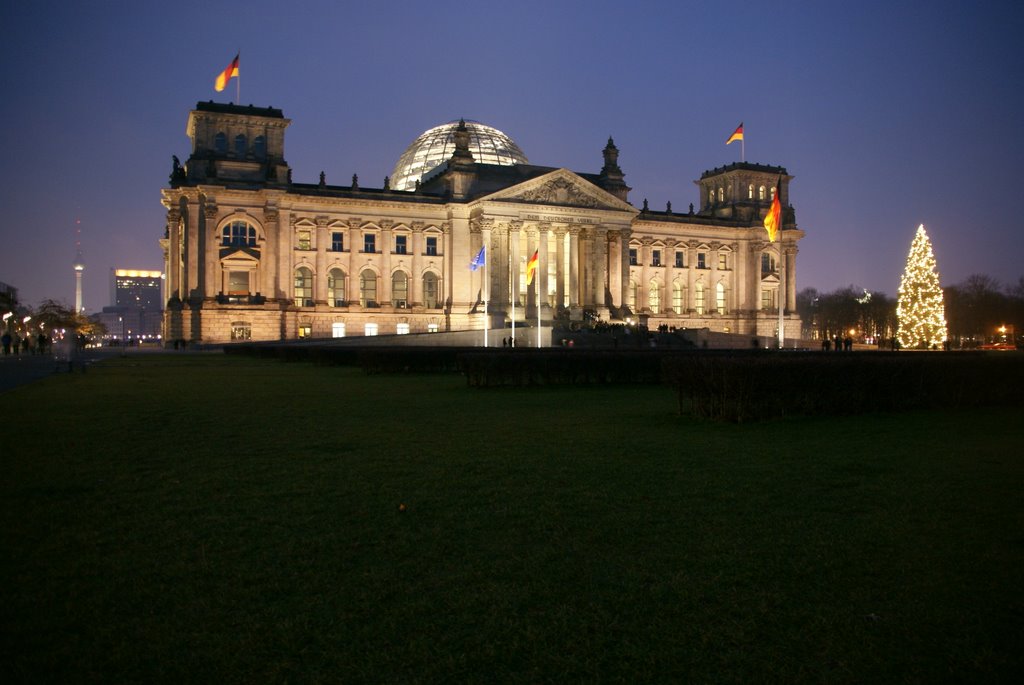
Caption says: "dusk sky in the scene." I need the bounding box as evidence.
[2,0,1022,312]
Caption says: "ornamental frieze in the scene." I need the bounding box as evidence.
[511,177,605,209]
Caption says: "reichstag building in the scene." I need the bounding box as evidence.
[161,102,804,344]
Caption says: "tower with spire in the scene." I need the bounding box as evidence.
[73,219,85,313]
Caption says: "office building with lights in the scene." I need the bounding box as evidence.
[161,101,803,344]
[97,269,164,340]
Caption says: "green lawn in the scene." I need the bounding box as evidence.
[2,354,1023,683]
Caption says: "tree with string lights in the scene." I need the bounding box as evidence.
[896,224,948,349]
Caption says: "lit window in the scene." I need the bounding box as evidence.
[222,220,256,246]
[427,323,439,333]
[297,324,311,338]
[332,322,346,338]
[718,253,728,270]
[359,269,377,307]
[748,184,754,199]
[672,281,684,314]
[716,281,726,314]
[771,186,777,201]
[425,236,438,256]
[396,323,410,335]
[762,288,776,310]
[648,280,660,312]
[294,267,312,306]
[395,234,408,255]
[759,185,766,200]
[629,248,638,266]
[297,230,311,251]
[328,268,346,306]
[392,271,408,308]
[363,233,376,253]
[227,270,249,296]
[628,280,637,309]
[674,251,684,268]
[718,187,724,202]
[708,189,714,205]
[697,252,707,269]
[331,232,344,252]
[364,323,378,336]
[423,272,438,308]
[695,282,705,315]
[230,322,251,340]
[652,250,661,267]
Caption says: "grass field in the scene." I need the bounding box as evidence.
[2,353,1023,683]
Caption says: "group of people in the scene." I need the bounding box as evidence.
[1,332,49,356]
[822,335,854,352]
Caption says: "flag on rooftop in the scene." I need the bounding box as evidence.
[763,177,782,242]
[525,250,539,285]
[469,246,486,271]
[726,122,744,145]
[215,53,239,92]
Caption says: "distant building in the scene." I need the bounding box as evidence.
[161,101,804,344]
[0,281,17,313]
[97,269,163,340]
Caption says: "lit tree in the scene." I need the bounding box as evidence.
[896,224,948,349]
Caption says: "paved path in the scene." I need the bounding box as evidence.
[0,348,119,394]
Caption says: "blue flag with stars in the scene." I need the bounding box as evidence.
[469,246,486,271]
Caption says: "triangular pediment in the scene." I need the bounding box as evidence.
[480,169,635,212]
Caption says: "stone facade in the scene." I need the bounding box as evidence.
[161,103,804,344]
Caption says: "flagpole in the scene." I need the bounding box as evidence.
[510,249,515,347]
[235,50,240,105]
[483,256,488,348]
[777,236,784,349]
[536,269,541,348]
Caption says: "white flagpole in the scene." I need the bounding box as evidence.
[483,253,488,348]
[235,51,240,106]
[777,236,784,349]
[536,266,541,348]
[510,249,515,347]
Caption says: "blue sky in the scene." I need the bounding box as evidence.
[2,0,1022,311]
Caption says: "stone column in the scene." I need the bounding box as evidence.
[202,201,218,300]
[509,220,522,313]
[411,222,424,307]
[709,242,720,315]
[554,226,566,309]
[606,230,621,309]
[525,226,538,318]
[347,219,361,306]
[480,218,493,314]
[640,237,651,312]
[315,216,328,304]
[580,227,594,308]
[592,226,607,311]
[568,227,580,308]
[785,244,798,313]
[687,240,698,314]
[619,229,631,313]
[262,205,279,300]
[166,208,181,302]
[537,222,550,314]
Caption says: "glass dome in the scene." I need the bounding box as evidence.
[390,120,528,192]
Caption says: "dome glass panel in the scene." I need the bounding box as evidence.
[390,120,528,191]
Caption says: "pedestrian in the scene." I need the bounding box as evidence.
[1,332,10,355]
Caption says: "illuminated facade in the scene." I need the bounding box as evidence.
[161,102,803,344]
[98,269,164,340]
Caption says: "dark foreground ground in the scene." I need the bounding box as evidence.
[2,354,1022,683]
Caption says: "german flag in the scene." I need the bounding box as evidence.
[726,122,743,145]
[215,53,239,92]
[525,250,539,285]
[763,178,782,242]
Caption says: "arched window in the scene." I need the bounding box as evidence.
[628,279,637,310]
[294,267,312,306]
[708,189,714,205]
[761,253,777,276]
[253,136,266,159]
[359,269,377,307]
[717,187,724,203]
[214,132,227,154]
[392,271,408,308]
[234,134,247,158]
[328,268,346,307]
[423,272,439,309]
[716,281,727,314]
[748,184,754,199]
[648,280,660,313]
[672,281,685,314]
[770,185,777,201]
[222,220,256,247]
[695,282,705,315]
[759,185,766,200]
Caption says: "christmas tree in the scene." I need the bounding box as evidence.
[896,224,948,349]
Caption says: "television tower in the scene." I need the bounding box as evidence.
[73,218,85,313]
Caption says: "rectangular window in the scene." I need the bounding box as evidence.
[652,250,661,267]
[427,323,439,333]
[364,323,378,336]
[331,322,346,338]
[363,233,376,253]
[629,248,638,266]
[718,253,727,270]
[331,232,344,252]
[675,251,684,268]
[230,323,251,340]
[396,323,410,335]
[425,236,438,256]
[298,230,311,251]
[298,324,311,338]
[395,235,407,254]
[228,270,249,296]
[697,253,707,269]
[761,288,775,310]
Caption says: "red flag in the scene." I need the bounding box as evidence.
[215,53,239,92]
[525,250,539,285]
